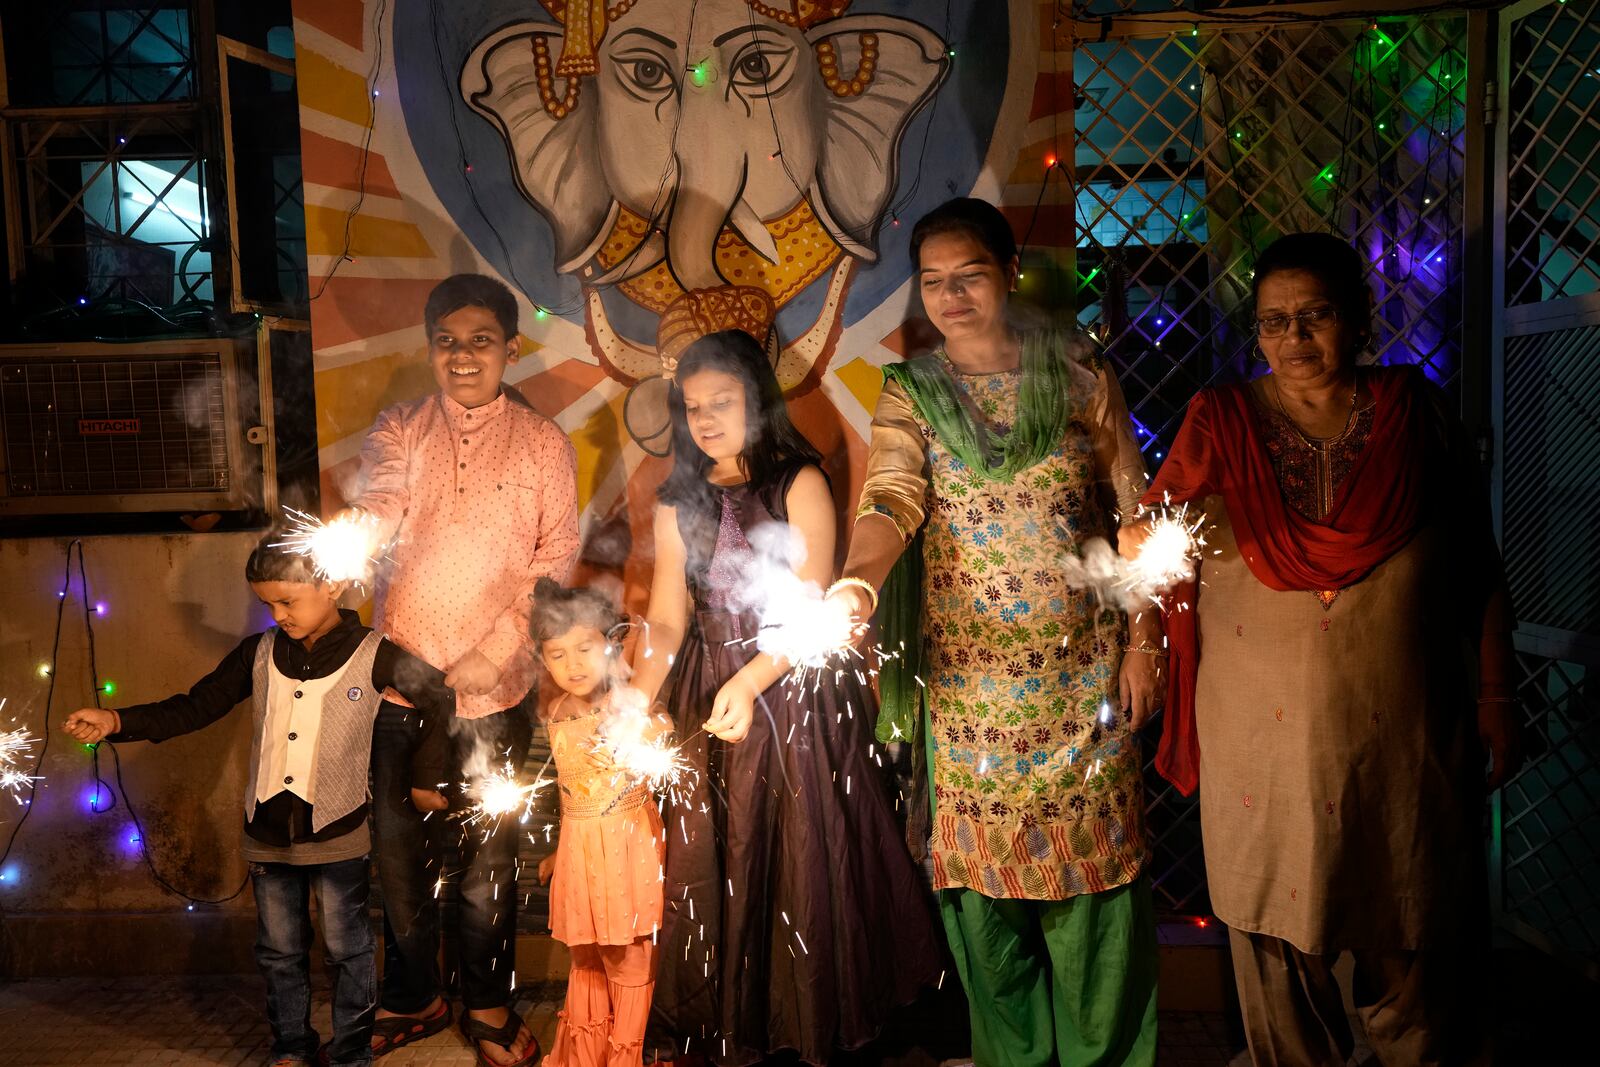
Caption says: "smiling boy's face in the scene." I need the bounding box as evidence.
[428,304,519,408]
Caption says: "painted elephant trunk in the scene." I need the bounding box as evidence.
[665,87,754,292]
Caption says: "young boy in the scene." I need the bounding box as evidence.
[343,273,580,1065]
[63,534,455,1067]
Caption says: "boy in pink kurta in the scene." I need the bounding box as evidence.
[348,274,580,1066]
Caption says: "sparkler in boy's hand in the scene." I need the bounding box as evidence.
[272,507,385,584]
[461,762,548,832]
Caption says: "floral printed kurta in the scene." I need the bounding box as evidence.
[860,346,1150,900]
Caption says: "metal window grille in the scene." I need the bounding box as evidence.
[1502,3,1600,306]
[4,112,214,307]
[4,4,196,109]
[1049,11,1469,916]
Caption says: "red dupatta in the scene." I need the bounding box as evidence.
[1142,365,1434,795]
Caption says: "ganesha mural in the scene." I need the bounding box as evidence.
[390,0,1011,452]
[460,0,946,450]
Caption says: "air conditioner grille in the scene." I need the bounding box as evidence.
[1,356,231,496]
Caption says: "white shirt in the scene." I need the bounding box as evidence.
[255,659,336,805]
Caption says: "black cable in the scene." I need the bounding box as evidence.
[77,546,117,816]
[310,0,387,302]
[0,542,74,873]
[75,541,249,908]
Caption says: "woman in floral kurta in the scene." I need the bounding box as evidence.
[831,198,1161,1067]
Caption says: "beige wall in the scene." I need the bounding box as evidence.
[0,533,263,971]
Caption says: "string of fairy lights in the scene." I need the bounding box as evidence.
[0,540,250,909]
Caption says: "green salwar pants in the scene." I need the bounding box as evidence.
[939,877,1158,1067]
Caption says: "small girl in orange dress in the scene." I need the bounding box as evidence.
[532,577,666,1067]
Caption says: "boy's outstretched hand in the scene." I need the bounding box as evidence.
[445,648,501,696]
[63,708,120,744]
[409,787,448,813]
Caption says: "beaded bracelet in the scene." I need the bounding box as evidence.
[1123,642,1169,658]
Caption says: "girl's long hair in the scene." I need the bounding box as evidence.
[656,329,821,523]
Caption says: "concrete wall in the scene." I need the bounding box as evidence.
[0,532,265,975]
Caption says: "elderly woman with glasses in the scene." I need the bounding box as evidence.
[1124,232,1523,1066]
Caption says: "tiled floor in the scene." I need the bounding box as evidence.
[0,974,1258,1066]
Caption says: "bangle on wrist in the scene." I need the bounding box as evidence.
[1123,641,1168,658]
[827,576,879,614]
[1476,695,1516,704]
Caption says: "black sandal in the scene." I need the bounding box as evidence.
[460,1007,541,1067]
[370,998,451,1058]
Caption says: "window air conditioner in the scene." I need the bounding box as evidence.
[0,338,260,516]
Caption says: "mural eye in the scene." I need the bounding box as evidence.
[729,42,793,93]
[631,58,667,89]
[737,52,771,82]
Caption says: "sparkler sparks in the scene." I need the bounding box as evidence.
[0,728,40,802]
[0,700,40,803]
[1119,496,1207,604]
[271,508,385,584]
[461,763,548,832]
[591,691,696,799]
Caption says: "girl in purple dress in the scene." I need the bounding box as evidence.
[630,329,940,1066]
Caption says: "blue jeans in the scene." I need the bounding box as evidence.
[372,700,531,1013]
[251,857,375,1066]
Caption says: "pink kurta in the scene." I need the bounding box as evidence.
[351,390,581,718]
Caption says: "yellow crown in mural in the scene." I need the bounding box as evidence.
[538,0,854,77]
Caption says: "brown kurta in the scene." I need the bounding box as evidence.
[1193,390,1486,954]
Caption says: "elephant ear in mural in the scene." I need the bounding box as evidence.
[461,0,948,453]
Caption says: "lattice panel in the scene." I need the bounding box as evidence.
[1501,651,1600,961]
[7,112,213,307]
[1069,16,1467,456]
[1503,0,1600,306]
[1502,325,1600,637]
[4,4,196,108]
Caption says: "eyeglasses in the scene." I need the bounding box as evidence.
[1256,307,1339,337]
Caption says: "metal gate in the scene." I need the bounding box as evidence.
[1048,2,1473,916]
[1488,0,1600,976]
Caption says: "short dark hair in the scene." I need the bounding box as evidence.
[245,530,321,585]
[424,273,518,338]
[910,197,1019,272]
[531,577,625,646]
[1252,233,1373,344]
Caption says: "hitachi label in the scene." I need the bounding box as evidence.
[77,419,141,435]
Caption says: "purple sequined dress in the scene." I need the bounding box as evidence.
[648,471,941,1066]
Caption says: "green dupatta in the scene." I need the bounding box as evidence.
[874,329,1084,744]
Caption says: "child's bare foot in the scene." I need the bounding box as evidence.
[370,997,449,1055]
[465,1006,536,1066]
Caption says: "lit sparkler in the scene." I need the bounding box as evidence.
[461,762,548,832]
[1118,495,1208,605]
[272,507,385,584]
[591,691,696,799]
[756,584,867,674]
[0,700,41,803]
